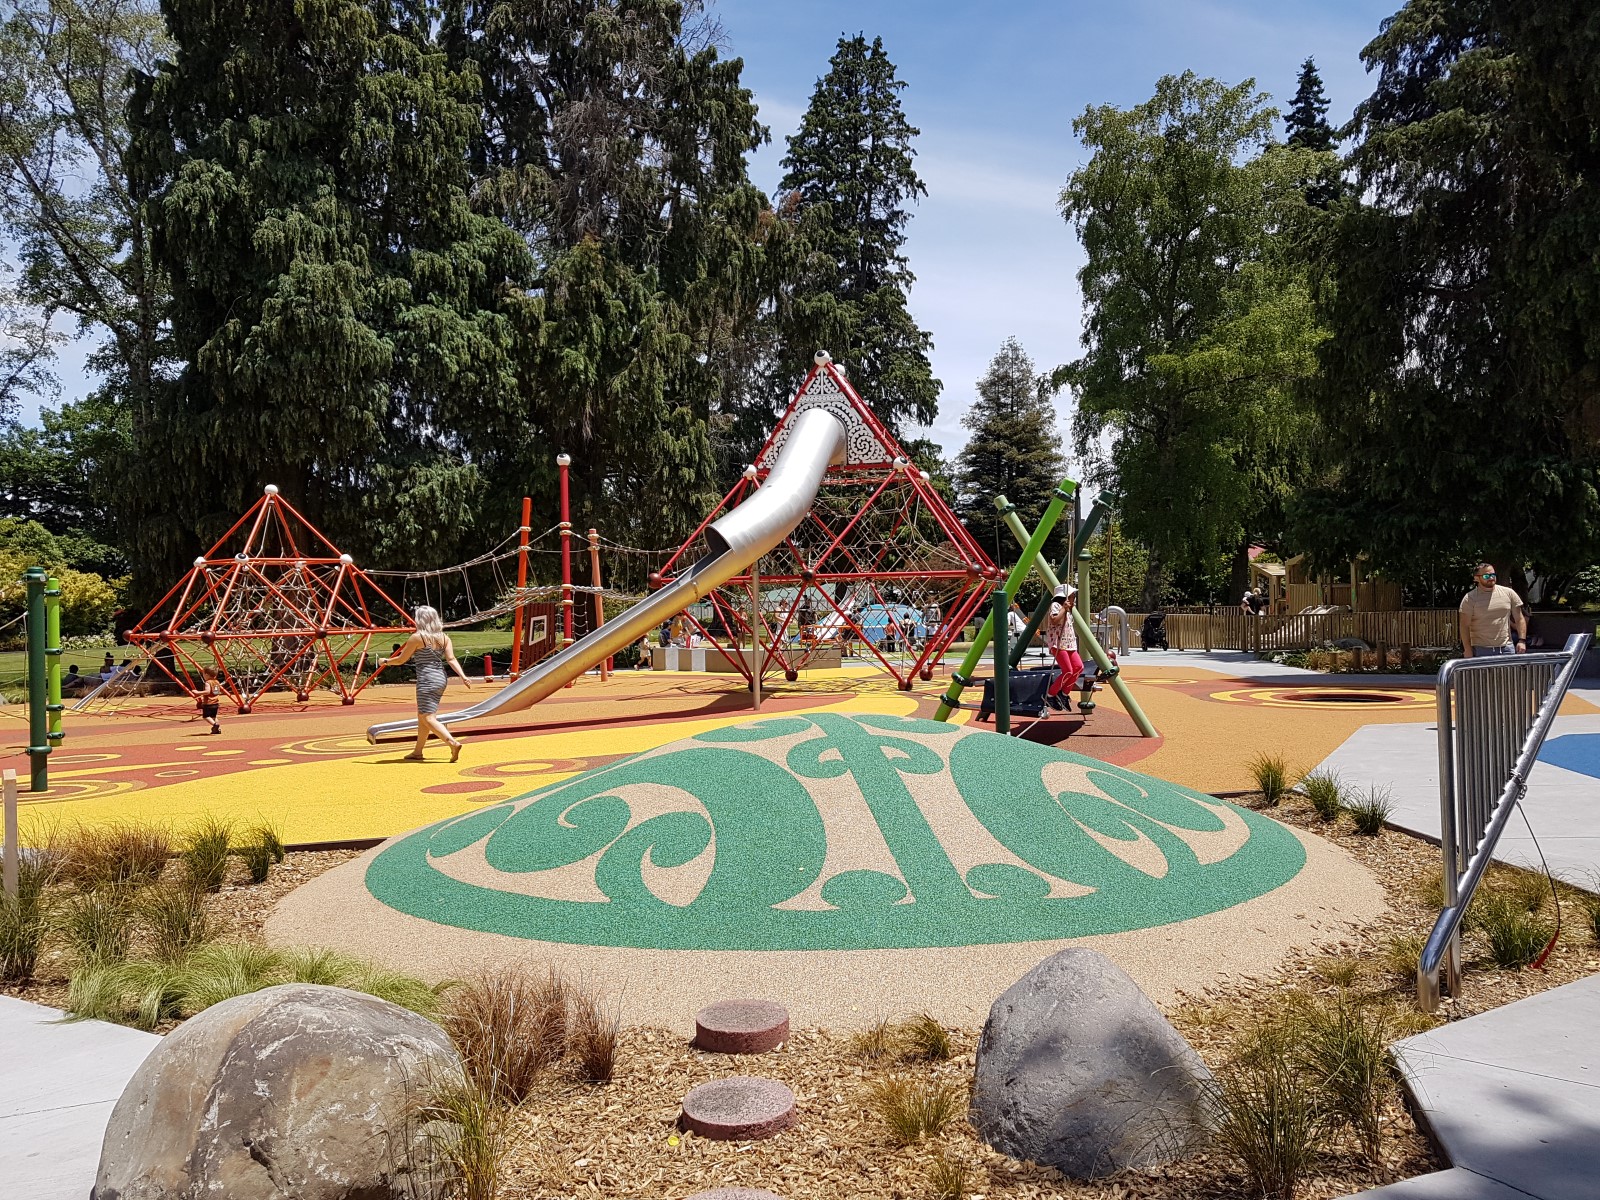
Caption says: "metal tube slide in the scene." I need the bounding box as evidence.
[366,409,847,743]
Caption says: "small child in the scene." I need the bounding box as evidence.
[197,666,222,734]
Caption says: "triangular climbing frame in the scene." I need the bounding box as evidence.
[659,354,999,689]
[129,487,415,712]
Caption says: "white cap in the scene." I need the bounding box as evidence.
[556,453,571,466]
[264,483,279,495]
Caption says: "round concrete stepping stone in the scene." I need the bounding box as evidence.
[694,999,790,1054]
[684,1191,785,1200]
[680,1076,796,1141]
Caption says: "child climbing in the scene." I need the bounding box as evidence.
[1044,584,1083,712]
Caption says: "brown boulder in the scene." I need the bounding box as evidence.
[94,983,459,1200]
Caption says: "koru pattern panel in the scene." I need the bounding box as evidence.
[758,369,896,468]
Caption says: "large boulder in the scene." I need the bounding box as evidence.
[971,948,1212,1179]
[94,983,461,1200]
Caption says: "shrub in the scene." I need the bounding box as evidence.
[866,1076,964,1146]
[1300,771,1344,823]
[926,1151,971,1200]
[238,840,273,885]
[1483,866,1549,913]
[1578,888,1600,947]
[1310,957,1361,989]
[849,1018,895,1061]
[1469,891,1555,969]
[1289,994,1395,1164]
[60,823,171,890]
[898,1012,953,1062]
[1203,1052,1335,1200]
[180,817,234,892]
[568,983,620,1084]
[1343,786,1394,836]
[137,882,213,960]
[440,967,570,1105]
[0,855,58,981]
[59,886,136,965]
[420,1076,511,1200]
[1248,754,1292,807]
[1376,933,1425,990]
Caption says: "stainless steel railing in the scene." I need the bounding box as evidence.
[1417,632,1592,1010]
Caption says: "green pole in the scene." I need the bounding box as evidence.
[45,575,63,754]
[933,480,1074,722]
[1008,495,1115,672]
[23,567,50,792]
[997,505,1159,739]
[991,587,1010,734]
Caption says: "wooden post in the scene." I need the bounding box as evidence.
[1400,643,1413,671]
[1377,640,1389,672]
[1350,647,1363,672]
[3,768,17,901]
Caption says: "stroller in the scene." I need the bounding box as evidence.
[1140,611,1170,651]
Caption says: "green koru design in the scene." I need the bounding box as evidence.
[366,714,1305,950]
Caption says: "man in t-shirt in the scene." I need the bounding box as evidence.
[1458,564,1527,657]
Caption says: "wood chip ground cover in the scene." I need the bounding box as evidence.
[5,801,1597,1199]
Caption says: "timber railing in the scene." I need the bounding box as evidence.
[1126,608,1461,654]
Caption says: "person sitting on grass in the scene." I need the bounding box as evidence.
[379,605,473,762]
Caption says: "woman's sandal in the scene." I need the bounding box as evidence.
[449,740,464,763]
[401,754,427,762]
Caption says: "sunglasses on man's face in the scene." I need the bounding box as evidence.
[1480,573,1496,580]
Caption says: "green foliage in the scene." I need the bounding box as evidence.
[1288,994,1395,1163]
[1343,786,1394,836]
[67,941,441,1029]
[0,547,124,636]
[1284,57,1336,153]
[1081,518,1153,612]
[1469,892,1555,969]
[0,853,58,980]
[1577,887,1600,946]
[1201,1049,1335,1200]
[179,817,232,893]
[1248,753,1292,807]
[1060,73,1332,606]
[59,885,136,965]
[0,395,132,554]
[418,1075,511,1200]
[1299,0,1600,580]
[59,822,170,890]
[135,881,212,960]
[1300,769,1344,822]
[771,34,939,443]
[953,338,1067,563]
[925,1151,970,1200]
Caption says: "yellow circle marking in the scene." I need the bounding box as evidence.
[1208,687,1432,710]
[155,769,201,778]
[248,758,293,766]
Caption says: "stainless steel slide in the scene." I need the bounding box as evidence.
[366,408,847,743]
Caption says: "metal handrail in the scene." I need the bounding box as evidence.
[1418,632,1591,1010]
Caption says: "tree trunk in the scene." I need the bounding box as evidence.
[1228,540,1251,606]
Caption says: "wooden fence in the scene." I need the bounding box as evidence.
[1127,609,1460,653]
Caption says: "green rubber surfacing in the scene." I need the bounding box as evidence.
[365,713,1306,951]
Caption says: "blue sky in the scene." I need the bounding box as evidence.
[716,0,1399,458]
[25,0,1399,464]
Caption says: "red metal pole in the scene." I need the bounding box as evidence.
[588,528,608,680]
[510,496,531,678]
[557,455,574,685]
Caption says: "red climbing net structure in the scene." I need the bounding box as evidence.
[657,355,999,689]
[128,486,414,712]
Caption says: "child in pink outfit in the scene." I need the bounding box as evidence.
[1045,585,1083,711]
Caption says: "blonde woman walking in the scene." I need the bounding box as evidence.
[379,606,472,761]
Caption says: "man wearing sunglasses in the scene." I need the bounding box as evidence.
[1459,564,1527,657]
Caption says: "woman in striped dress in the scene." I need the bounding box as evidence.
[379,606,473,761]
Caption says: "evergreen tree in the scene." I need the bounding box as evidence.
[1300,0,1600,583]
[771,34,939,441]
[1284,57,1336,151]
[127,0,533,597]
[444,0,784,548]
[953,337,1066,564]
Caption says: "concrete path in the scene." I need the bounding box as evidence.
[0,996,157,1200]
[1315,715,1600,885]
[1350,974,1600,1199]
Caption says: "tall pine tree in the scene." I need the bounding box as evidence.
[443,0,786,547]
[953,337,1066,564]
[1285,57,1336,151]
[771,34,938,440]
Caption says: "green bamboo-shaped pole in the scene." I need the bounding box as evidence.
[998,506,1158,739]
[23,567,49,791]
[45,575,63,755]
[933,480,1074,722]
[1007,495,1114,671]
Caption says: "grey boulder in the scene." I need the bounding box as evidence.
[971,948,1212,1179]
[95,982,460,1200]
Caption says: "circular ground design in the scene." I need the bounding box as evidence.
[364,713,1305,951]
[1208,686,1433,711]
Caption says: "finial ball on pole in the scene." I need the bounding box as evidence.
[264,484,279,495]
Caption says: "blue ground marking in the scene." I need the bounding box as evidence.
[1538,733,1600,780]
